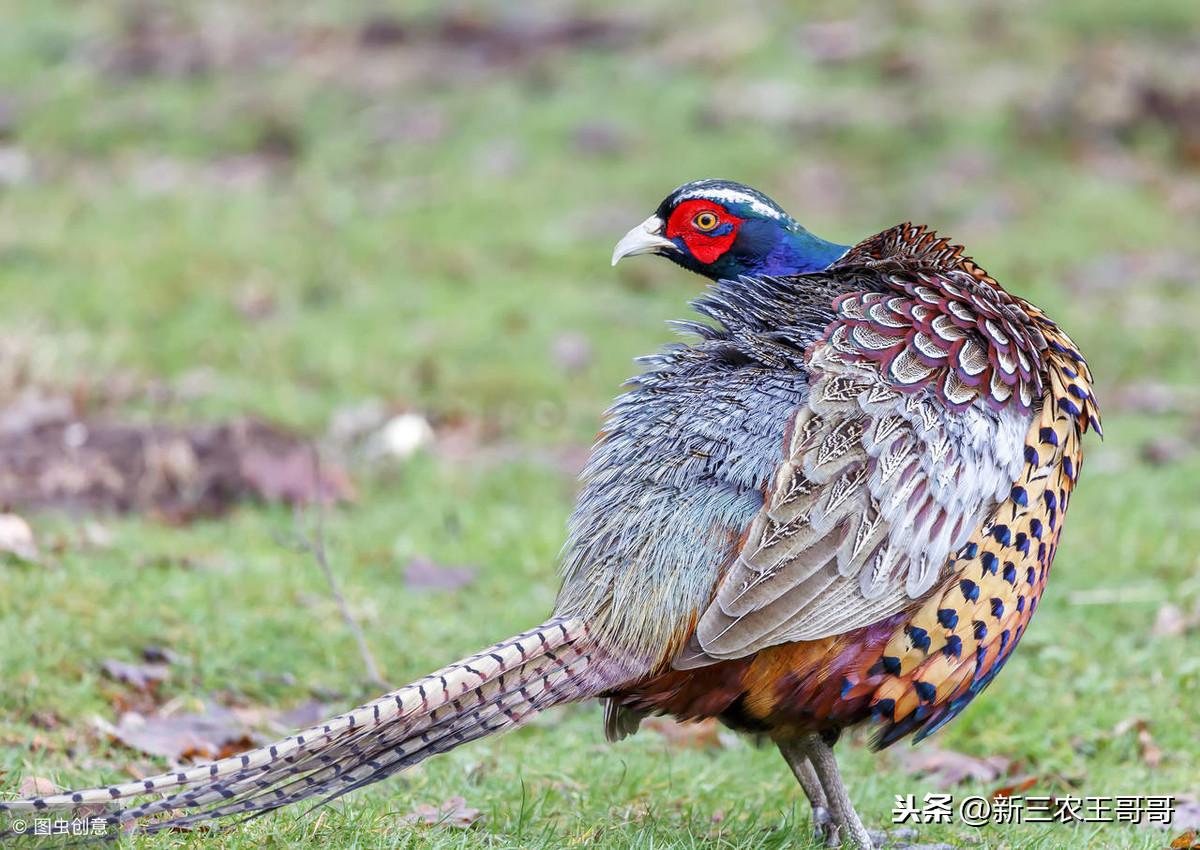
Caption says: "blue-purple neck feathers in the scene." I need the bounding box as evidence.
[708,218,848,282]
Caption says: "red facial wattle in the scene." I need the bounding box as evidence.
[665,200,743,265]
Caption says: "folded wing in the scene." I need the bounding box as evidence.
[678,256,1043,668]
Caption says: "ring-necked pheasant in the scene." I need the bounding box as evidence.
[1,180,1100,849]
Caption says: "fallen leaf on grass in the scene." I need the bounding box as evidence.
[404,556,477,591]
[991,775,1039,798]
[102,659,170,693]
[1175,798,1200,831]
[100,708,257,763]
[17,773,109,818]
[26,710,63,730]
[399,796,483,829]
[1113,717,1164,768]
[898,746,1012,789]
[1138,729,1164,769]
[18,776,60,797]
[14,710,87,756]
[0,512,38,561]
[140,645,183,665]
[1150,797,1200,839]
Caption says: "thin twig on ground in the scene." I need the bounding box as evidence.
[288,447,387,688]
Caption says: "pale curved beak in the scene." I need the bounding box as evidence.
[611,215,677,266]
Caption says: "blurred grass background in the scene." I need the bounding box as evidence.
[1,1,1199,848]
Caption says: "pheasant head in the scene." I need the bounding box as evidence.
[612,179,848,280]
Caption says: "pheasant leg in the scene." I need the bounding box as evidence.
[805,734,874,849]
[777,737,834,843]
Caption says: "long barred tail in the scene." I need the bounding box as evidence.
[0,617,610,837]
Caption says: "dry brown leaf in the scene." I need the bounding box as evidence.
[102,707,256,763]
[898,746,1012,789]
[18,776,59,797]
[140,645,183,665]
[1166,798,1200,834]
[15,773,109,818]
[1113,717,1164,767]
[1178,798,1200,830]
[1171,830,1199,849]
[990,775,1039,798]
[26,710,63,731]
[400,795,483,829]
[1138,727,1164,768]
[102,659,170,693]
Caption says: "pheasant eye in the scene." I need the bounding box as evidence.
[692,211,719,231]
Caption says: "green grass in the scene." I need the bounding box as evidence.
[1,1,1199,848]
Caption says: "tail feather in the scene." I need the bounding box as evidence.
[134,639,590,831]
[0,616,611,837]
